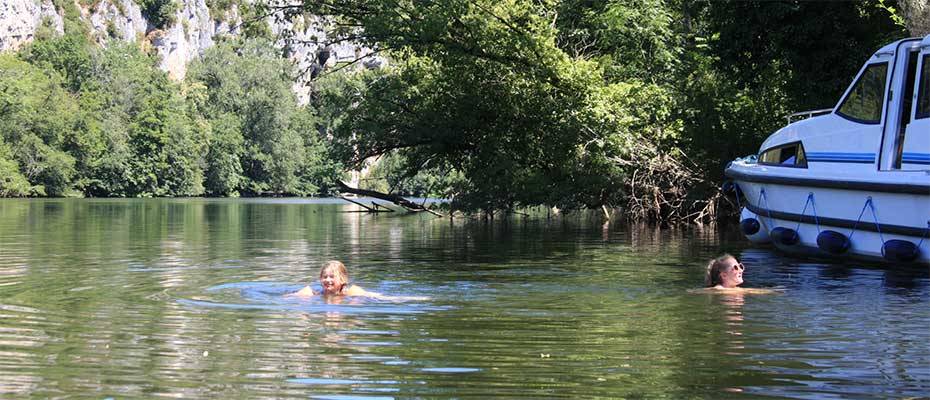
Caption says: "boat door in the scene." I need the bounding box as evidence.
[885,37,930,170]
[898,36,930,170]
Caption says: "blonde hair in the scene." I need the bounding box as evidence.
[705,254,735,287]
[320,260,349,293]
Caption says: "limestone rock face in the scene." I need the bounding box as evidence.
[0,0,63,52]
[88,0,146,45]
[271,13,379,104]
[153,0,235,80]
[0,0,380,102]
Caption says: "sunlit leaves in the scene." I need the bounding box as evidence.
[186,38,340,196]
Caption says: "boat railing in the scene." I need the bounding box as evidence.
[786,108,833,124]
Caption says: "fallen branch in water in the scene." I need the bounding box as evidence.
[336,181,444,217]
[339,196,394,213]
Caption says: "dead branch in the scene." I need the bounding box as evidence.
[336,181,444,217]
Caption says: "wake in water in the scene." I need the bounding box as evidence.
[177,281,443,315]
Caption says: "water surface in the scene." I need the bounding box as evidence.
[0,198,927,398]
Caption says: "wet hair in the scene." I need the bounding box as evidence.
[319,260,349,293]
[705,254,736,287]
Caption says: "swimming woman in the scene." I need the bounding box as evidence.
[696,254,779,294]
[291,260,427,301]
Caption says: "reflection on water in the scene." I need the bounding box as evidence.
[0,198,928,398]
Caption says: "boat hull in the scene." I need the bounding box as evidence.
[727,162,930,266]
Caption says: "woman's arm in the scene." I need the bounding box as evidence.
[285,285,315,298]
[345,285,429,301]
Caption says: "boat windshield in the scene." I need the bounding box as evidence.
[836,63,888,124]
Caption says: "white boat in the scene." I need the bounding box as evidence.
[725,34,930,265]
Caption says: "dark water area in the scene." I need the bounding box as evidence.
[0,198,927,399]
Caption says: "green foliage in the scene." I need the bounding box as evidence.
[0,55,79,196]
[138,0,177,29]
[20,33,94,92]
[52,0,89,36]
[699,1,906,112]
[306,0,683,212]
[0,0,910,218]
[187,38,340,196]
[206,0,238,19]
[83,43,204,197]
[290,0,907,218]
[0,139,33,197]
[364,151,465,197]
[2,33,338,199]
[237,2,274,39]
[876,0,907,29]
[555,0,680,82]
[201,113,245,196]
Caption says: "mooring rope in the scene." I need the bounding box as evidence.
[849,197,885,244]
[795,192,821,234]
[915,221,930,252]
[758,188,776,229]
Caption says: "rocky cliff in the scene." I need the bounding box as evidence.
[0,0,64,51]
[0,0,376,103]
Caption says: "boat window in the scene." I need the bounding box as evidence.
[917,54,930,119]
[836,62,888,124]
[759,142,807,168]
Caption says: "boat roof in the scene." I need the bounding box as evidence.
[871,34,930,58]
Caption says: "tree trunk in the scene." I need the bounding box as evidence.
[901,0,930,37]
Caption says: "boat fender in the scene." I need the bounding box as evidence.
[882,240,919,263]
[740,208,771,244]
[740,218,760,236]
[770,227,799,246]
[816,230,850,254]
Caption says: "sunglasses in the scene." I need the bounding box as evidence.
[731,262,745,271]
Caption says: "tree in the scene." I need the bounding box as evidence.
[281,0,685,214]
[20,33,94,93]
[0,138,32,197]
[187,38,339,196]
[0,55,78,196]
[79,44,204,197]
[895,0,929,36]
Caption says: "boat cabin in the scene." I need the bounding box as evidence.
[758,34,930,174]
[726,35,930,265]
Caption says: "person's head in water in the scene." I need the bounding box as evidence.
[705,254,745,288]
[319,260,349,295]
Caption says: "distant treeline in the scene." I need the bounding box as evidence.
[0,1,907,220]
[0,22,344,198]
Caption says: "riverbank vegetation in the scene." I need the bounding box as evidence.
[0,1,909,222]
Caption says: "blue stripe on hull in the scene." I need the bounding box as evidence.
[902,153,930,165]
[806,152,875,164]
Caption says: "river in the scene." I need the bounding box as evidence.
[0,198,927,398]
